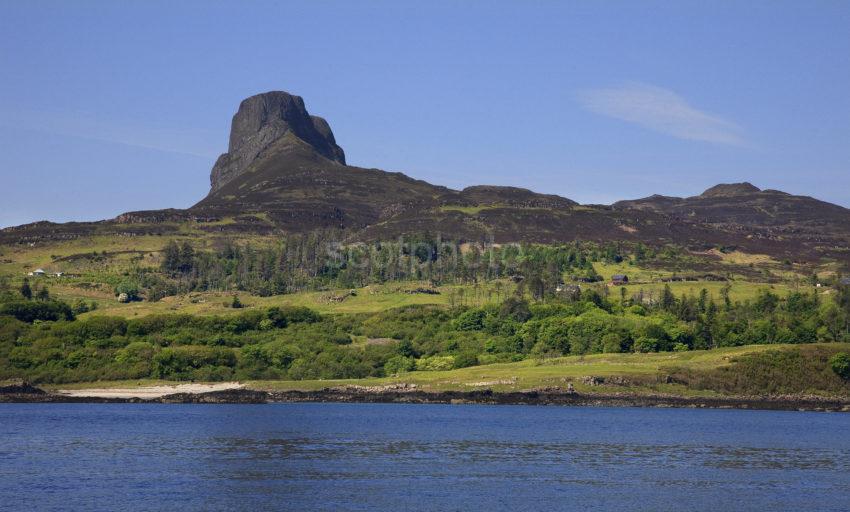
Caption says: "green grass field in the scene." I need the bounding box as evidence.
[44,343,850,399]
[35,278,825,321]
[613,280,806,302]
[0,231,279,277]
[66,277,824,320]
[593,257,819,303]
[246,344,787,395]
[71,281,511,318]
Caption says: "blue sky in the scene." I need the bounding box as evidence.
[1,1,849,228]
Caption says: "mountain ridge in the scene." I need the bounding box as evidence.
[3,91,850,264]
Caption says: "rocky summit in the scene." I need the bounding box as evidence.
[699,182,762,198]
[208,91,345,192]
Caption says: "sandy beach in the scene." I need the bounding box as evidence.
[55,383,245,399]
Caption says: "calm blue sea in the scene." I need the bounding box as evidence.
[1,403,849,511]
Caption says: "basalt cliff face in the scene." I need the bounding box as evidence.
[3,91,850,264]
[208,91,345,193]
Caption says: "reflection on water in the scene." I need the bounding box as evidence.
[207,437,848,471]
[1,403,849,511]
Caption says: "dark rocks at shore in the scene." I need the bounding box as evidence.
[265,388,850,412]
[0,380,46,396]
[159,389,269,404]
[2,385,849,412]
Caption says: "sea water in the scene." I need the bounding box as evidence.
[1,403,848,511]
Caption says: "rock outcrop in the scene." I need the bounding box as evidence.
[209,91,345,192]
[699,182,761,198]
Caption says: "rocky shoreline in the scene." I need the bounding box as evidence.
[2,382,849,411]
[265,387,850,412]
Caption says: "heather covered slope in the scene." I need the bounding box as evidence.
[614,182,850,241]
[193,131,450,232]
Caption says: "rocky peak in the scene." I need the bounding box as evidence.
[209,91,345,192]
[699,182,761,198]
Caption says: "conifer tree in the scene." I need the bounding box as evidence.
[20,278,32,300]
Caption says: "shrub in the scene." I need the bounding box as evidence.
[416,355,455,371]
[830,352,850,380]
[384,355,415,375]
[567,309,613,354]
[331,333,352,345]
[20,279,32,300]
[500,297,531,323]
[453,351,479,369]
[241,341,298,370]
[454,309,486,331]
[484,336,522,354]
[153,346,237,379]
[115,341,158,365]
[288,347,372,380]
[397,339,418,358]
[634,336,660,353]
[0,299,75,323]
[226,310,264,333]
[0,315,27,345]
[114,280,141,302]
[672,346,850,396]
[266,306,321,327]
[602,333,624,353]
[126,314,193,336]
[72,299,90,315]
[62,316,127,340]
[535,318,571,355]
[85,335,130,349]
[190,366,234,381]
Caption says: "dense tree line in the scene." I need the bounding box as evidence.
[0,279,75,323]
[146,237,615,299]
[2,275,850,383]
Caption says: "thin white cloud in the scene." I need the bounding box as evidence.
[33,127,218,159]
[0,107,220,159]
[578,83,746,146]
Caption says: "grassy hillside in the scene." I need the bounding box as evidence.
[76,282,499,318]
[46,343,850,399]
[3,231,850,395]
[65,280,821,320]
[1,231,836,317]
[251,344,788,394]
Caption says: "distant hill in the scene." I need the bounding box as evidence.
[3,91,850,263]
[613,182,850,242]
